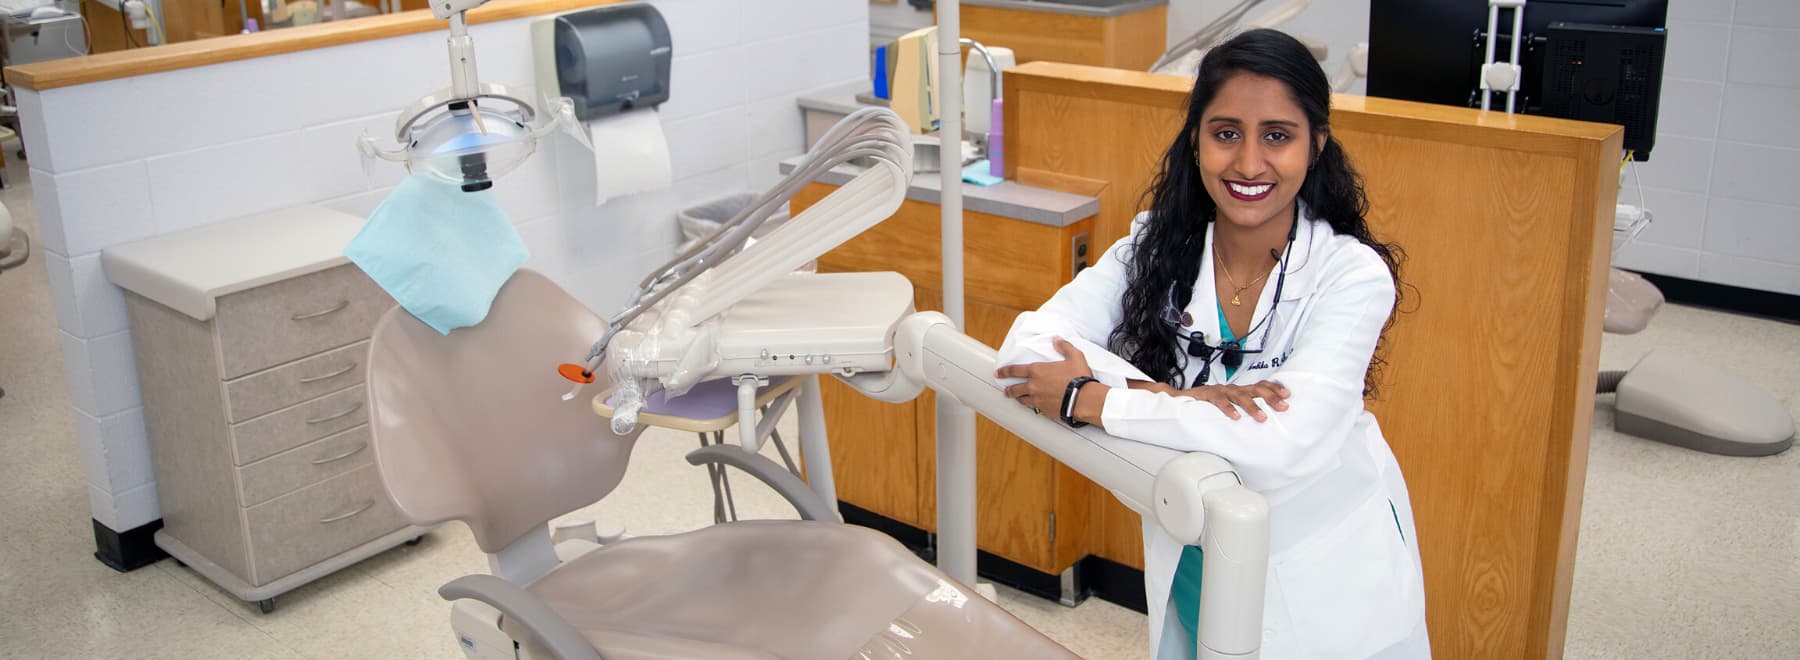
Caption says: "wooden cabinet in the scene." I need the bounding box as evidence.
[949,3,1167,71]
[802,182,1098,575]
[81,0,433,53]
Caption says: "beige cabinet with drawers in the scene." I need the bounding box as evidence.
[103,206,428,613]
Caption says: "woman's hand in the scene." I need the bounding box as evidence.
[1175,381,1291,422]
[996,337,1093,419]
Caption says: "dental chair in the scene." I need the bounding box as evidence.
[1598,208,1794,456]
[365,268,1079,660]
[0,200,27,400]
[564,106,1273,659]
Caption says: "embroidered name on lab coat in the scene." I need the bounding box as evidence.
[1245,348,1294,371]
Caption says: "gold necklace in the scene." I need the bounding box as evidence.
[1214,244,1271,306]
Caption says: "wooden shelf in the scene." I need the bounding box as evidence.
[5,0,622,91]
[949,2,1167,71]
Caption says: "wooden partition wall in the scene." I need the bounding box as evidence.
[1001,61,1621,658]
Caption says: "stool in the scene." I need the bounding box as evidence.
[595,375,821,523]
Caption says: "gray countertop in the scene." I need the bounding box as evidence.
[961,0,1167,18]
[792,85,1099,227]
[796,82,877,117]
[102,206,365,322]
[778,156,1098,228]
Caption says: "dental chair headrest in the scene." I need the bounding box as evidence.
[366,268,636,553]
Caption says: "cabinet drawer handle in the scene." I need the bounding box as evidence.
[310,442,368,465]
[298,362,357,384]
[305,400,364,425]
[291,300,350,321]
[318,500,374,524]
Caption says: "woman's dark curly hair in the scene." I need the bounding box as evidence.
[1107,28,1405,397]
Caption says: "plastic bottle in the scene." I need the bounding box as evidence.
[987,98,1003,178]
[873,46,890,100]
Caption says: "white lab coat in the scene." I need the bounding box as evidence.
[997,209,1430,659]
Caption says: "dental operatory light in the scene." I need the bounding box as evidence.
[358,0,586,192]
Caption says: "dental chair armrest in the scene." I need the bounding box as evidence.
[686,444,841,523]
[439,574,602,660]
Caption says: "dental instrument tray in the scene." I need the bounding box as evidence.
[628,271,914,380]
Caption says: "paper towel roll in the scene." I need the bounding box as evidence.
[589,109,673,206]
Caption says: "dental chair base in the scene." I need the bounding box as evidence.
[453,524,608,660]
[1605,351,1795,457]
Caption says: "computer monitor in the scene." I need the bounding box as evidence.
[1367,0,1668,159]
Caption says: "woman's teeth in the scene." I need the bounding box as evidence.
[1229,182,1272,196]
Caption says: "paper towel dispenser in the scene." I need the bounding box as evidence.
[533,3,672,121]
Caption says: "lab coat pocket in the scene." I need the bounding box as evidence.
[1274,491,1421,658]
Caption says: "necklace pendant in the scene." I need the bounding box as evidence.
[1231,293,1241,306]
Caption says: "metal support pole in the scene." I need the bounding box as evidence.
[934,0,978,589]
[797,376,840,515]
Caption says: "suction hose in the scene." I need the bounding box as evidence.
[1596,370,1627,394]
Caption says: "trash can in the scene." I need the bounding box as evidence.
[678,193,813,272]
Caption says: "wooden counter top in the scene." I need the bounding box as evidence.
[779,156,1099,228]
[4,0,620,91]
[1004,60,1620,149]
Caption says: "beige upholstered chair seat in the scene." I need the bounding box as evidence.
[513,520,1075,660]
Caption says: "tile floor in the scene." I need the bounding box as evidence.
[0,143,1795,658]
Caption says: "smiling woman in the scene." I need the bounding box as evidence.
[994,29,1429,659]
[1118,29,1405,399]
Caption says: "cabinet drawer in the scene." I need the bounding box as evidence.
[232,385,368,465]
[225,341,369,423]
[237,425,373,507]
[245,464,404,586]
[215,264,392,380]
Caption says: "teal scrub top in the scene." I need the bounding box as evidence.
[1217,304,1239,381]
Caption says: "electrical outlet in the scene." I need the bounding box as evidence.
[1070,231,1090,278]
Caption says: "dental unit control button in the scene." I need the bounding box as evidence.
[760,349,770,361]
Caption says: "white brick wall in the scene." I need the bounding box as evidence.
[20,0,869,533]
[1167,0,1800,296]
[1169,0,1371,95]
[1619,0,1800,294]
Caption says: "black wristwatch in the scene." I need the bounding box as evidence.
[1061,376,1099,428]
